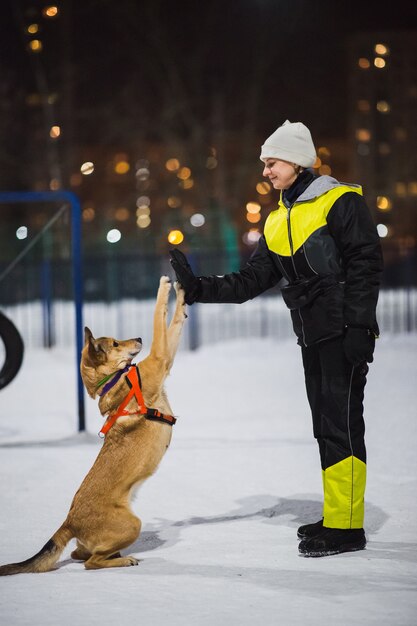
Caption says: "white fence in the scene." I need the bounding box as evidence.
[1,289,416,351]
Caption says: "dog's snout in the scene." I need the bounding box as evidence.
[137,337,142,344]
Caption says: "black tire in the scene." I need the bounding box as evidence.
[0,311,24,390]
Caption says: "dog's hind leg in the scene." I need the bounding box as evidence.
[84,553,139,569]
[84,515,142,570]
[71,541,91,561]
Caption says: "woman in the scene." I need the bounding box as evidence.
[170,120,383,557]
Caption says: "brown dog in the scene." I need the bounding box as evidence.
[0,276,186,574]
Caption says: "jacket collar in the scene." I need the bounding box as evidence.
[282,169,316,207]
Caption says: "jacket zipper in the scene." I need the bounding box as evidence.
[286,205,299,280]
[286,203,307,347]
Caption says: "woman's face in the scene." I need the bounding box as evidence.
[262,158,298,190]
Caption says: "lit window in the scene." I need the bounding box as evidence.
[177,167,191,180]
[136,206,150,217]
[80,162,94,175]
[256,181,271,195]
[246,212,261,224]
[29,39,42,52]
[375,43,389,56]
[167,196,181,208]
[42,6,59,18]
[408,182,417,196]
[317,146,331,157]
[356,129,371,142]
[49,125,61,138]
[26,93,41,106]
[358,100,371,112]
[136,167,149,181]
[27,24,39,34]
[246,202,261,214]
[137,215,151,229]
[206,157,218,169]
[136,195,150,207]
[115,207,130,221]
[358,58,370,69]
[376,196,392,211]
[395,183,407,197]
[394,128,407,141]
[374,57,386,69]
[114,161,130,175]
[376,101,390,113]
[379,143,391,156]
[179,179,194,189]
[165,158,180,171]
[82,207,95,222]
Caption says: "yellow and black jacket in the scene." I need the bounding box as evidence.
[198,171,383,346]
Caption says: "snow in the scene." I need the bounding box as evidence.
[0,333,416,626]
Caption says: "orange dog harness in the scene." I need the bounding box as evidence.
[98,365,176,437]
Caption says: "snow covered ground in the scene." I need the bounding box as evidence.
[0,333,416,626]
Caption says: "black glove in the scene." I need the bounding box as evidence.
[343,327,375,366]
[169,249,201,305]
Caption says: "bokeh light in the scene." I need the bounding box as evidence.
[43,6,59,18]
[81,161,94,175]
[190,213,205,227]
[16,226,28,240]
[246,201,261,214]
[377,224,389,238]
[168,230,184,245]
[242,229,261,246]
[29,40,43,52]
[114,160,130,175]
[106,229,122,243]
[49,125,61,138]
[256,181,271,195]
[166,158,180,172]
[377,196,392,211]
[137,215,151,229]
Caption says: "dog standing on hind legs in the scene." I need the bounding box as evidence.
[0,276,186,575]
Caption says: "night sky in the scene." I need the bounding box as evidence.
[2,0,417,146]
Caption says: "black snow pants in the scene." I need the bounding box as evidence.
[301,335,368,529]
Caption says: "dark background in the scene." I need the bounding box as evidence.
[0,0,416,303]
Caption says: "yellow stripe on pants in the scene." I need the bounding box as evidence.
[322,456,366,529]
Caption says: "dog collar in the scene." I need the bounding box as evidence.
[96,366,130,396]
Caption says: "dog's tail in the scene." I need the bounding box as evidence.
[0,523,74,576]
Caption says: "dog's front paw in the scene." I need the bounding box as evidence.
[157,276,172,300]
[159,275,171,287]
[174,281,185,299]
[174,282,187,318]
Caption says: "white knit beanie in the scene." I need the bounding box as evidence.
[260,120,317,168]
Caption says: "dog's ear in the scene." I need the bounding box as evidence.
[84,327,106,364]
[84,326,94,345]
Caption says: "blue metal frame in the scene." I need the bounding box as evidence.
[0,190,85,431]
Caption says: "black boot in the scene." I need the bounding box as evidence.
[299,527,366,557]
[297,518,323,540]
